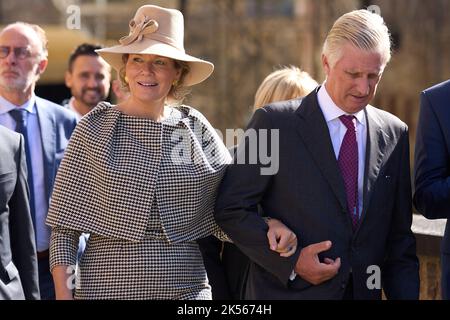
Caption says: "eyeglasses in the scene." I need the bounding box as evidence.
[0,46,32,60]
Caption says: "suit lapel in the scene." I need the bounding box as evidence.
[294,90,347,212]
[357,106,388,231]
[35,98,55,201]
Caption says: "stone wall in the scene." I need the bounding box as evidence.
[419,254,441,300]
[413,215,446,300]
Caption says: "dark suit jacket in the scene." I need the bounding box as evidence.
[0,125,40,299]
[414,80,450,258]
[215,89,419,300]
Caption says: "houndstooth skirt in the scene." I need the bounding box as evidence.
[52,199,212,300]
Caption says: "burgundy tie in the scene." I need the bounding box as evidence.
[338,115,359,229]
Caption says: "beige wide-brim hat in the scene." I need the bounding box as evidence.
[96,5,214,87]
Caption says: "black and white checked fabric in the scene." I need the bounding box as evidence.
[46,103,231,299]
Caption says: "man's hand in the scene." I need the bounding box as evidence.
[266,218,298,257]
[294,240,341,285]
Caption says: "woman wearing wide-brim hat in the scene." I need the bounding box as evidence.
[46,4,297,300]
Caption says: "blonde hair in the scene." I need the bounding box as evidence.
[322,9,391,68]
[253,66,318,110]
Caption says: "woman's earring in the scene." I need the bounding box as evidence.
[124,76,129,84]
[172,79,179,87]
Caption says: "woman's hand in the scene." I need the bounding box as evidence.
[265,217,298,257]
[52,265,75,300]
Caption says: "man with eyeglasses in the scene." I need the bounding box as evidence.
[0,22,77,300]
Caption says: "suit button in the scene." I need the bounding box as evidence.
[341,283,346,289]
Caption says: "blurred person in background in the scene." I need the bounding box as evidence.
[253,66,318,110]
[64,43,111,120]
[111,70,130,104]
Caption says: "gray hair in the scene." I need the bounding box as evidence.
[322,10,391,68]
[3,22,48,59]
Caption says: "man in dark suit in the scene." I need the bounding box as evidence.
[215,9,419,300]
[0,22,77,299]
[414,79,450,300]
[0,125,40,299]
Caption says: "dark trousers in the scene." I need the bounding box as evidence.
[197,237,250,300]
[197,236,232,299]
[221,242,250,299]
[442,253,450,300]
[38,256,55,300]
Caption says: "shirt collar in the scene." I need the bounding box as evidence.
[0,94,36,115]
[317,83,365,126]
[67,97,75,109]
[67,97,82,120]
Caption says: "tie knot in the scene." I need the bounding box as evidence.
[339,115,355,131]
[9,109,27,126]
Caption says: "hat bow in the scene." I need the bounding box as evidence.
[119,16,159,45]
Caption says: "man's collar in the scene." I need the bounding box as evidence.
[317,83,365,126]
[0,94,36,115]
[67,97,82,120]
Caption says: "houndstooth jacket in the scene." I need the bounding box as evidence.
[46,103,231,243]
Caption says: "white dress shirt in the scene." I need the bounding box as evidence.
[289,85,368,281]
[317,84,366,218]
[65,97,82,121]
[0,94,50,252]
